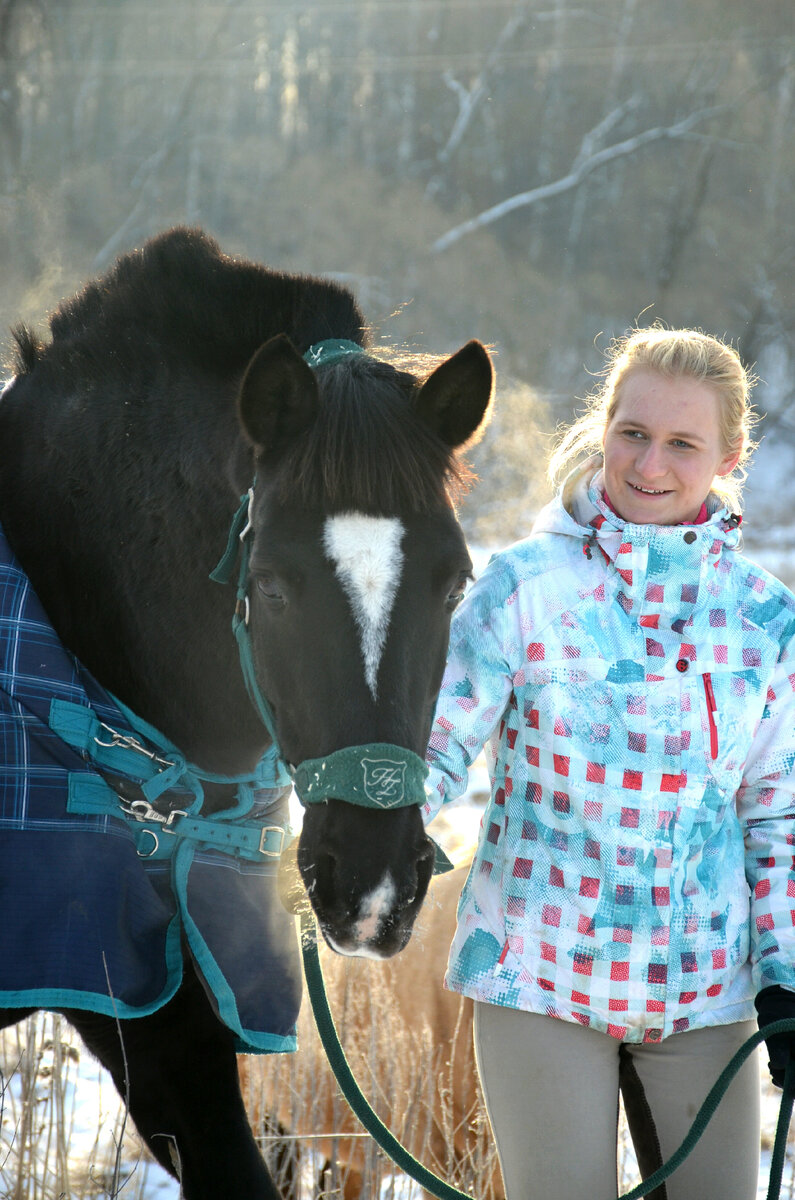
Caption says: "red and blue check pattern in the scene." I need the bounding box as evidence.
[425,470,795,1043]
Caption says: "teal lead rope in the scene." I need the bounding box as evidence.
[769,1059,795,1200]
[299,910,795,1200]
[614,1023,795,1200]
[300,910,472,1200]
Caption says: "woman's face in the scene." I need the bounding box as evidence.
[602,370,740,525]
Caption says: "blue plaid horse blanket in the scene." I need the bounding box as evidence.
[0,521,300,1053]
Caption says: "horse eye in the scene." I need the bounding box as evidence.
[446,572,472,611]
[256,575,285,605]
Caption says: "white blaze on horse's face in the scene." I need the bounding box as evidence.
[322,513,405,701]
[327,875,399,959]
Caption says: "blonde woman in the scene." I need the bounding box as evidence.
[424,328,795,1200]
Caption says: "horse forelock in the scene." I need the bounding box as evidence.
[268,356,470,514]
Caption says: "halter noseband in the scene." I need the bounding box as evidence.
[210,339,431,814]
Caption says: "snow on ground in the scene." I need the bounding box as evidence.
[0,1018,182,1198]
[5,1050,789,1200]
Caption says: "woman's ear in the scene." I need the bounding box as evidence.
[717,448,742,477]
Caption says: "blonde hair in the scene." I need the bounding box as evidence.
[548,326,759,510]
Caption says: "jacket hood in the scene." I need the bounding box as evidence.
[533,456,742,557]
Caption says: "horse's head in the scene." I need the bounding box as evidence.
[235,334,493,957]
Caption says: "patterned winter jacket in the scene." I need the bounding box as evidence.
[424,465,795,1043]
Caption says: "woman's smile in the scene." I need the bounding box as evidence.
[602,370,740,525]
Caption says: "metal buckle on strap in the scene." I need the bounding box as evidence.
[120,798,188,828]
[258,825,286,858]
[137,828,161,858]
[234,594,251,626]
[95,722,176,771]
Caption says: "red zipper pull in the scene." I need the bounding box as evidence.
[703,673,718,760]
[494,939,510,976]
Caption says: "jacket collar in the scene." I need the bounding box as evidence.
[533,459,743,623]
[535,457,741,552]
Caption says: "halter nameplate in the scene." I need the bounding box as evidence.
[293,743,428,810]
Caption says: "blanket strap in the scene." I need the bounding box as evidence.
[67,775,287,861]
[49,698,290,861]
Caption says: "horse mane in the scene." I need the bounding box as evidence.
[12,227,367,380]
[266,353,472,513]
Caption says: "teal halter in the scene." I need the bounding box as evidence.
[302,338,365,370]
[211,339,440,824]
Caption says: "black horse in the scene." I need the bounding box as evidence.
[0,228,493,1197]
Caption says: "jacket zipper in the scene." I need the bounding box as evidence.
[702,673,718,760]
[494,939,510,976]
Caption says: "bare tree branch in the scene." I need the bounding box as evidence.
[431,99,736,253]
[434,5,595,175]
[655,142,715,292]
[90,0,240,272]
[569,96,640,172]
[436,3,530,166]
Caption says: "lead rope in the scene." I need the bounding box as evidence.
[769,1063,795,1200]
[298,908,795,1200]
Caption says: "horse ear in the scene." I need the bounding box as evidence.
[238,334,319,452]
[413,340,494,449]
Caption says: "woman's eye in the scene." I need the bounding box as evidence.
[256,575,285,605]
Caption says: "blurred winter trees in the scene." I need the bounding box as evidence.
[1,0,792,542]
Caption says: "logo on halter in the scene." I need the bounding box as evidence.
[361,758,407,808]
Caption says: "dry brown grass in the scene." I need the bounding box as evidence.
[241,865,502,1200]
[0,1012,162,1199]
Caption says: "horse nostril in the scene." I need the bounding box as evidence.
[296,838,336,899]
[314,850,336,890]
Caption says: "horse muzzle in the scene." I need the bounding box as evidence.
[278,830,436,958]
[310,834,435,959]
[281,743,442,957]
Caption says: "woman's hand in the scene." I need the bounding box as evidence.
[755,985,795,1087]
